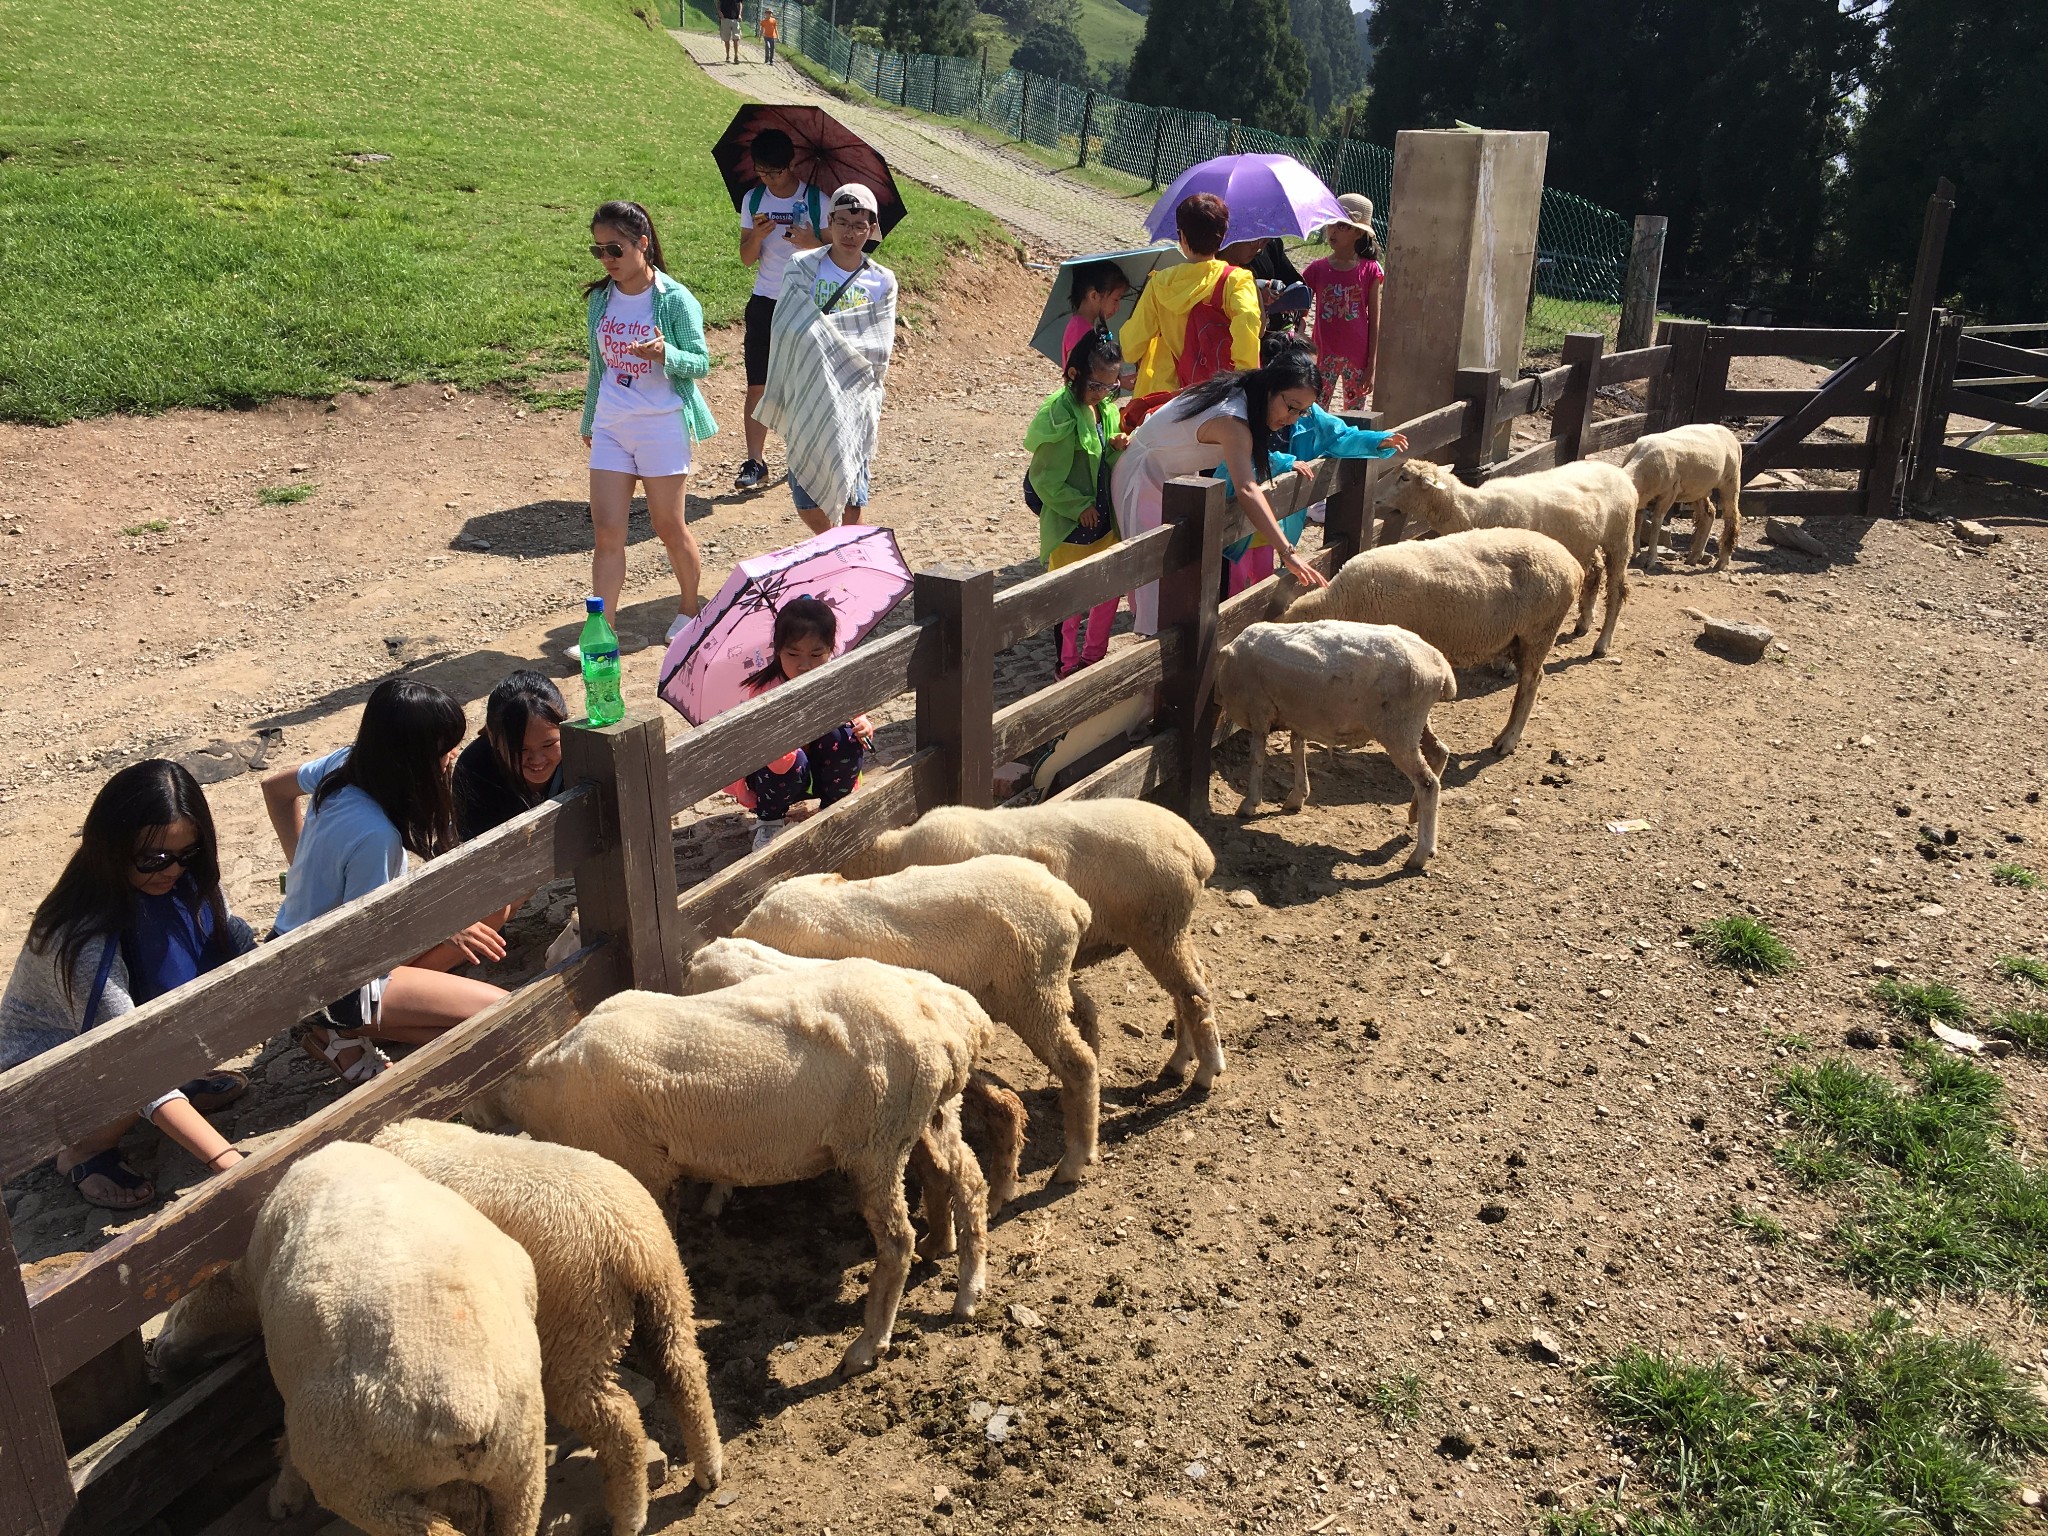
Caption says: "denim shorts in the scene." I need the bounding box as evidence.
[790,463,870,514]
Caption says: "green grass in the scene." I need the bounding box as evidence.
[257,483,317,506]
[120,518,170,536]
[1070,0,1145,67]
[1695,914,1797,975]
[1587,1310,2048,1536]
[1992,862,2041,889]
[1980,431,2048,459]
[1990,1009,2048,1053]
[1871,976,1972,1027]
[1353,1371,1422,1426]
[1729,1206,1787,1245]
[0,0,993,423]
[1998,954,2048,988]
[1775,1047,2048,1305]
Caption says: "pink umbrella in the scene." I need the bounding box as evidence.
[657,525,913,726]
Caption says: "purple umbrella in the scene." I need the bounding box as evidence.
[1144,154,1347,245]
[657,525,912,727]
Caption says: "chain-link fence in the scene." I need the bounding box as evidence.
[755,0,1627,353]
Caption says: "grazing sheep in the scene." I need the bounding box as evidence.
[470,963,990,1377]
[154,1142,546,1536]
[1218,620,1457,869]
[370,1119,724,1534]
[1381,457,1637,657]
[734,856,1103,1186]
[1623,423,1744,570]
[1273,528,1581,756]
[842,800,1224,1087]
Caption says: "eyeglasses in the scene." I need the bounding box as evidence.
[589,242,629,260]
[1084,377,1122,396]
[133,844,204,875]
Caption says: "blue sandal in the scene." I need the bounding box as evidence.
[64,1147,156,1211]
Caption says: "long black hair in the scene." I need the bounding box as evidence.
[1174,343,1323,481]
[742,597,839,692]
[483,670,567,807]
[313,677,467,858]
[27,760,231,1003]
[1064,326,1123,401]
[583,200,669,297]
[1065,258,1129,312]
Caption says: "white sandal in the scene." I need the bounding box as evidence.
[301,1028,389,1084]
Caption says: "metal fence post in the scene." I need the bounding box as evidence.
[1148,111,1165,189]
[559,714,684,994]
[1618,215,1667,351]
[1017,72,1030,141]
[913,566,996,808]
[1226,117,1240,155]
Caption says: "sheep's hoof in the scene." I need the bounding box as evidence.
[1490,737,1520,757]
[951,1287,984,1321]
[837,1339,882,1377]
[694,1449,726,1492]
[1051,1155,1089,1185]
[1282,796,1306,814]
[1403,851,1431,872]
[1234,797,1257,817]
[1190,1062,1223,1091]
[1591,640,1612,659]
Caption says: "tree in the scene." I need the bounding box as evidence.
[1012,18,1089,82]
[1290,0,1363,120]
[1128,0,1312,135]
[880,0,977,55]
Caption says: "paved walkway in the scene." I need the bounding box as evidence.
[671,29,1149,255]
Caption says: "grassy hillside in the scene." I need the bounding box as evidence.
[0,0,991,423]
[1072,0,1145,67]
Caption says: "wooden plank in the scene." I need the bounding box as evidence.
[1743,337,1899,479]
[1319,438,1373,567]
[1766,441,1872,471]
[1526,361,1580,414]
[1957,332,2048,376]
[1740,487,1869,515]
[1939,444,2048,494]
[1597,344,1671,387]
[673,750,945,954]
[665,621,934,810]
[1255,455,1346,523]
[0,1205,74,1535]
[1582,413,1650,454]
[1954,375,2048,390]
[27,951,618,1383]
[560,717,682,994]
[991,638,1170,765]
[1693,331,1736,422]
[989,525,1175,652]
[1154,477,1226,817]
[1390,400,1468,460]
[1047,732,1179,804]
[0,787,604,1182]
[1475,438,1561,482]
[1718,387,1882,416]
[64,1346,277,1536]
[1647,319,1708,433]
[1964,322,2048,335]
[1494,374,1538,421]
[1452,367,1502,478]
[1910,312,1964,509]
[1949,389,2048,437]
[1618,215,1668,351]
[1551,333,1603,463]
[914,567,996,811]
[1709,326,1901,357]
[51,1332,148,1456]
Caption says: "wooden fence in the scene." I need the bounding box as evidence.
[0,318,1952,1536]
[1912,319,2048,502]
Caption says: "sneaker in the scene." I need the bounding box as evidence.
[735,459,768,490]
[751,818,789,854]
[665,611,693,643]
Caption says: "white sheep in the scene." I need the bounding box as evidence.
[1217,620,1457,869]
[370,1118,724,1533]
[470,962,990,1377]
[841,800,1224,1087]
[1623,422,1744,570]
[1381,457,1637,657]
[1273,528,1582,756]
[154,1141,546,1536]
[734,856,1103,1186]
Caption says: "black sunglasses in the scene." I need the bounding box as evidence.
[133,843,204,875]
[589,241,631,260]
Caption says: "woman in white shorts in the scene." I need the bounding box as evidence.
[578,199,719,646]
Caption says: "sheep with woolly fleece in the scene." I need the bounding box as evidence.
[1380,457,1637,657]
[733,855,1102,1186]
[1623,422,1744,571]
[1273,528,1581,756]
[469,961,989,1377]
[370,1118,723,1534]
[685,936,1027,1238]
[1217,620,1457,869]
[153,1141,546,1536]
[840,800,1224,1087]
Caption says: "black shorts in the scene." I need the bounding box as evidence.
[744,293,777,388]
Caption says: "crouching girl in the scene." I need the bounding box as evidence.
[728,598,874,853]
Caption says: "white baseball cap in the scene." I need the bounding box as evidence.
[831,183,880,218]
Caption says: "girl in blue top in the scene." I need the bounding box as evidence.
[261,679,508,1084]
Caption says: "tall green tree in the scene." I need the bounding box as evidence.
[1128,0,1312,135]
[880,0,977,55]
[1290,0,1363,120]
[1012,17,1089,81]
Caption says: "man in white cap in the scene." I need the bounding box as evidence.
[753,182,899,532]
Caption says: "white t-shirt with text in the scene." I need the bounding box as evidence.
[743,182,822,300]
[593,283,683,424]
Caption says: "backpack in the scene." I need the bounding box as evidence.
[747,181,823,235]
[1175,266,1239,389]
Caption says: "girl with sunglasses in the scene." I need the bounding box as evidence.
[578,199,717,652]
[0,761,253,1210]
[1025,327,1131,677]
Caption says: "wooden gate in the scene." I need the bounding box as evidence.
[1912,319,2048,502]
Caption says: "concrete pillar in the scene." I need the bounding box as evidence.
[1374,128,1549,454]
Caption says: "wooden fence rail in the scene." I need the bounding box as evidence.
[1916,321,2048,500]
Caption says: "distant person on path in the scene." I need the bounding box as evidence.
[1058,259,1131,372]
[719,0,744,62]
[453,670,566,936]
[760,6,779,63]
[262,678,508,1085]
[1301,193,1385,410]
[754,183,898,533]
[1119,193,1260,395]
[734,129,824,492]
[725,598,873,853]
[579,200,716,649]
[1,762,253,1209]
[1026,328,1130,677]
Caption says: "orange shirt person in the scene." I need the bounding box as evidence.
[760,7,780,63]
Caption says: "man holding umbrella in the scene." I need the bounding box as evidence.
[734,128,823,492]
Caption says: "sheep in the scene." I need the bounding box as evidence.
[469,961,990,1377]
[1273,528,1582,756]
[1380,457,1637,657]
[154,1141,546,1536]
[841,800,1225,1087]
[1623,423,1744,570]
[1217,620,1457,869]
[684,936,1028,1219]
[734,856,1103,1187]
[369,1119,724,1534]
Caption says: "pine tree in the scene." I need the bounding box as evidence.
[879,0,976,56]
[1290,0,1362,120]
[1013,18,1090,82]
[1128,0,1312,135]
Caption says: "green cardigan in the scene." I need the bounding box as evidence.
[1024,385,1122,564]
[580,270,718,443]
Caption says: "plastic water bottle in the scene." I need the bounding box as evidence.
[578,597,624,727]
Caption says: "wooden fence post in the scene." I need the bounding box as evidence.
[914,565,996,809]
[1321,410,1379,566]
[1017,72,1030,141]
[1452,367,1502,479]
[1647,318,1708,433]
[559,715,684,993]
[1618,215,1668,352]
[1551,331,1605,463]
[1156,477,1227,817]
[1870,178,1957,518]
[0,1207,75,1536]
[1908,310,1963,511]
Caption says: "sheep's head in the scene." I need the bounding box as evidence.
[1383,460,1469,531]
[153,1261,258,1379]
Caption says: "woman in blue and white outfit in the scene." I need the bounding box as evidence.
[579,199,719,646]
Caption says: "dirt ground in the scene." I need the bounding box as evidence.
[5,250,2048,1535]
